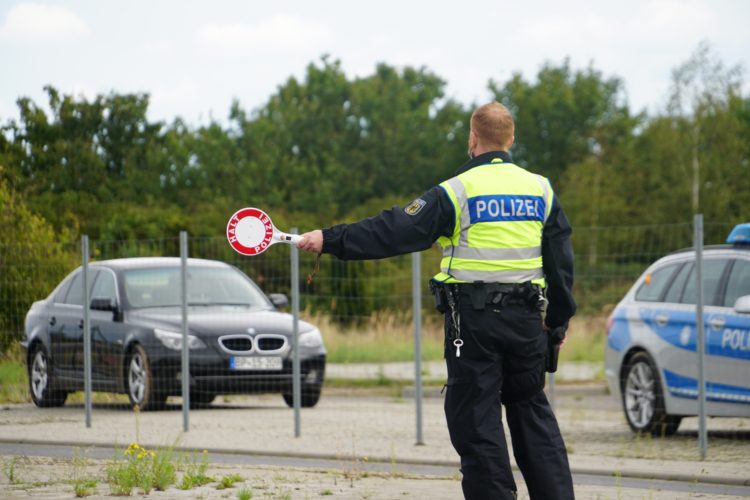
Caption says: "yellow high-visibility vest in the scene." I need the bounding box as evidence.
[433,158,553,285]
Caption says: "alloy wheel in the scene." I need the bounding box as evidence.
[624,360,655,428]
[128,352,146,404]
[31,350,48,401]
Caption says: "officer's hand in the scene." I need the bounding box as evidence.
[298,230,323,253]
[544,324,568,348]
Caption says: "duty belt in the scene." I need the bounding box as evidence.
[453,282,545,311]
[429,280,547,360]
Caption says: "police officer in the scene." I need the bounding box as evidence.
[298,102,576,500]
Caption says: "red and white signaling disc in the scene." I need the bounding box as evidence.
[226,207,275,255]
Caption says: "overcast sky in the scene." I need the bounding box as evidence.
[1,0,748,126]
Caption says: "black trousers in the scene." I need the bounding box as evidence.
[443,296,574,500]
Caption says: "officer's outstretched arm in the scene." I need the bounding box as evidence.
[318,186,454,261]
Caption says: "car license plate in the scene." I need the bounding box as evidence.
[230,356,282,371]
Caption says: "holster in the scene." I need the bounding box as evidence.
[545,326,567,373]
[428,280,448,313]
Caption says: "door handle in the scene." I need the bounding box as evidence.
[709,317,726,330]
[655,314,669,327]
[49,316,56,326]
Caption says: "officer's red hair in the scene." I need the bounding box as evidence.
[471,102,514,150]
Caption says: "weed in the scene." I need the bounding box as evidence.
[73,478,98,497]
[71,448,98,497]
[216,473,243,490]
[2,456,20,483]
[613,469,622,500]
[236,488,253,500]
[179,449,213,489]
[107,443,152,495]
[151,446,177,491]
[107,442,177,495]
[321,488,334,495]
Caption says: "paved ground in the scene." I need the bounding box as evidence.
[1,378,749,499]
[326,360,602,383]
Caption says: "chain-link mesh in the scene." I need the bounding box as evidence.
[2,221,748,455]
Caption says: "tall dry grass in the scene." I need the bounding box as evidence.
[303,309,608,364]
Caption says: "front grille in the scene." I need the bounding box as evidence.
[219,335,252,353]
[255,334,288,353]
[257,337,284,351]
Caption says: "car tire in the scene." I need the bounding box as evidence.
[126,344,166,411]
[28,344,67,407]
[282,384,322,408]
[621,351,681,436]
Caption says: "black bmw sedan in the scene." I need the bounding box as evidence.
[22,257,326,410]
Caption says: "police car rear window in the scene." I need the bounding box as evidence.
[680,259,728,306]
[635,264,679,302]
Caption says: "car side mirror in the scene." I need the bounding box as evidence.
[91,297,123,321]
[734,295,750,314]
[268,293,289,309]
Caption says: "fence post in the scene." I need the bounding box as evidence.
[291,228,301,437]
[412,252,424,445]
[694,215,707,459]
[82,235,92,428]
[180,231,190,432]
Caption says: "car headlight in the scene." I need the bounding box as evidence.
[298,327,323,348]
[154,329,206,350]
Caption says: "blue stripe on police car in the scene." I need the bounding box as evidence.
[663,369,750,404]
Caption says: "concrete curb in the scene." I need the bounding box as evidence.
[1,437,746,488]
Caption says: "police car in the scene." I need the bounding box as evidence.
[605,223,750,435]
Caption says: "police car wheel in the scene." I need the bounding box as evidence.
[621,352,681,436]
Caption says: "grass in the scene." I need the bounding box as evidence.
[71,448,99,497]
[2,455,21,484]
[0,343,29,403]
[305,310,445,363]
[178,449,213,490]
[560,315,607,363]
[310,310,607,365]
[216,473,243,490]
[237,488,253,500]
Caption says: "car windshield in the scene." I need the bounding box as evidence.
[123,266,271,309]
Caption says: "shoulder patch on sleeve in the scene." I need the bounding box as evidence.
[404,198,427,216]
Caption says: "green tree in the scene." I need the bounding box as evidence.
[0,86,173,238]
[665,41,749,219]
[489,60,631,185]
[0,172,76,350]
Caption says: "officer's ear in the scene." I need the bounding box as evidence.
[467,130,478,157]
